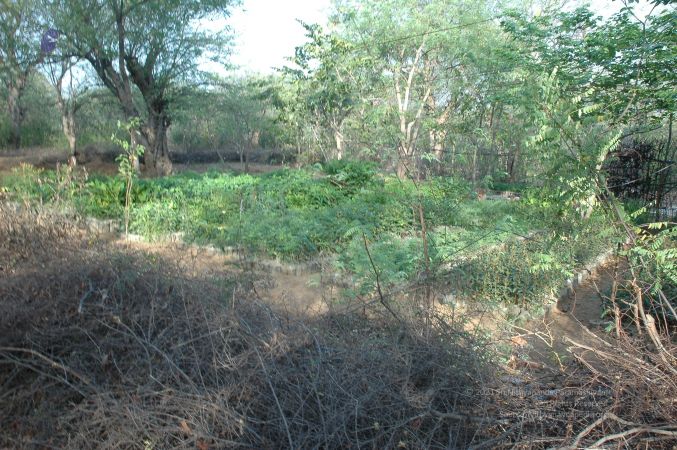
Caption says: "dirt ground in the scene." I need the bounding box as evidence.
[0,147,285,177]
[113,237,332,317]
[506,261,622,380]
[113,232,620,374]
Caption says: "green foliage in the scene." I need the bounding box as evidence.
[0,74,62,149]
[112,119,145,235]
[458,240,559,306]
[3,160,624,316]
[449,212,620,307]
[171,77,286,153]
[1,163,87,206]
[624,225,677,321]
[502,5,676,126]
[321,159,380,194]
[76,176,125,217]
[2,163,492,259]
[339,234,422,296]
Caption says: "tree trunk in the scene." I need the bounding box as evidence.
[654,113,673,220]
[250,130,260,148]
[431,131,445,161]
[508,142,520,182]
[393,42,429,180]
[246,130,258,173]
[239,143,244,169]
[6,78,27,150]
[296,133,302,161]
[55,85,78,164]
[429,129,447,175]
[64,115,77,164]
[143,110,173,176]
[397,143,413,179]
[334,129,344,160]
[397,160,407,179]
[472,145,478,188]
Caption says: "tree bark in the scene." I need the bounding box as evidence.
[142,109,173,176]
[53,64,78,164]
[6,76,27,150]
[396,151,409,179]
[82,6,155,174]
[426,89,454,175]
[334,129,344,160]
[507,144,519,182]
[245,130,259,173]
[85,44,145,172]
[393,42,429,179]
[244,142,250,174]
[63,113,77,163]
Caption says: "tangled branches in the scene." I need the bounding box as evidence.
[0,205,496,449]
[1,203,674,449]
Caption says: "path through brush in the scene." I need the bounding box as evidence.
[509,261,620,376]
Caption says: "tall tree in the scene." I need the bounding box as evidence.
[45,58,88,163]
[287,22,357,161]
[333,0,504,179]
[47,0,237,175]
[0,0,42,149]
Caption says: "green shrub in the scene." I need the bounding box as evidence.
[321,159,379,194]
[451,239,565,306]
[338,233,423,296]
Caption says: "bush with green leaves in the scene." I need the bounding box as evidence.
[321,159,381,194]
[447,211,621,307]
[2,164,88,207]
[337,231,423,297]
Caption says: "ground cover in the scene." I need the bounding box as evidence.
[1,161,621,310]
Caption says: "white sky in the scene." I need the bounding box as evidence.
[223,0,332,74]
[220,0,661,75]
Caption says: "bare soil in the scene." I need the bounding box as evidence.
[113,237,333,317]
[116,233,623,376]
[513,263,619,372]
[0,147,286,177]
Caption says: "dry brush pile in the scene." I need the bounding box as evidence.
[0,204,496,449]
[1,203,675,449]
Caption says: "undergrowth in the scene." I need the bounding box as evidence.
[0,202,672,449]
[1,162,620,308]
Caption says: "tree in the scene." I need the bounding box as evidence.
[219,76,274,172]
[286,22,357,161]
[502,2,676,130]
[332,0,505,179]
[46,0,238,175]
[45,58,88,164]
[0,0,42,149]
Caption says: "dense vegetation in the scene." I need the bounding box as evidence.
[2,1,674,182]
[1,0,676,448]
[1,160,622,310]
